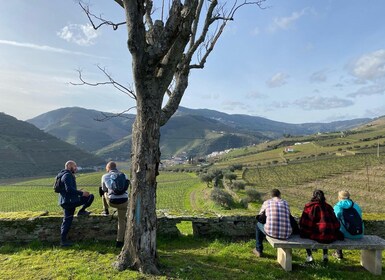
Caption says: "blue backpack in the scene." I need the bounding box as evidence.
[109,172,129,195]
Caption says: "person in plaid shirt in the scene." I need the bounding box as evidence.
[253,189,292,257]
[299,189,343,263]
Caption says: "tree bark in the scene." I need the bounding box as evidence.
[114,93,162,274]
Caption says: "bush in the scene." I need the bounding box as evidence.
[210,188,234,209]
[245,188,260,202]
[231,180,246,191]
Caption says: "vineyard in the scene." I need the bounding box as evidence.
[243,154,385,216]
[0,171,200,214]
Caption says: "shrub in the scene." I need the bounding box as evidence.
[210,188,234,209]
[231,180,246,191]
[245,188,260,202]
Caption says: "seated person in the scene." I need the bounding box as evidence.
[253,188,292,257]
[299,189,342,263]
[333,190,364,260]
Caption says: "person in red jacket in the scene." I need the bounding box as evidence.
[299,189,343,263]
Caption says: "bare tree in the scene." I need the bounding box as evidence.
[80,0,266,274]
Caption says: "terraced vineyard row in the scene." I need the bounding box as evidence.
[243,154,383,189]
[243,154,385,215]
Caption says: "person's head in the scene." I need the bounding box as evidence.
[311,189,325,203]
[338,190,350,201]
[271,189,281,198]
[65,160,77,174]
[106,161,117,172]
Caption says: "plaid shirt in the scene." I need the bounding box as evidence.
[259,197,292,239]
[299,201,341,243]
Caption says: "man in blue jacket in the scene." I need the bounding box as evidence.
[58,160,94,247]
[333,190,364,259]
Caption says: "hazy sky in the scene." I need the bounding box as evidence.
[1,0,384,123]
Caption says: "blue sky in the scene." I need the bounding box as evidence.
[0,0,384,124]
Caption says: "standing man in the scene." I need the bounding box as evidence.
[253,189,292,257]
[101,161,129,248]
[57,160,94,247]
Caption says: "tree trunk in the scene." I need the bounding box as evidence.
[113,96,161,274]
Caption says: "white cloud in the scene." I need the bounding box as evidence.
[57,23,99,46]
[293,96,354,110]
[221,101,251,112]
[266,72,289,88]
[310,69,328,83]
[348,49,385,81]
[268,9,307,32]
[245,90,266,99]
[347,84,385,98]
[251,27,260,36]
[0,39,100,57]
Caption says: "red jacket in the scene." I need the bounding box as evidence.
[299,201,342,243]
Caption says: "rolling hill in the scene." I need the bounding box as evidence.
[27,107,373,160]
[0,112,105,179]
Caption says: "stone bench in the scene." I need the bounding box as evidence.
[265,235,385,275]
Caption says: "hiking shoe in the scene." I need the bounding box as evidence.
[332,251,343,260]
[101,210,109,216]
[60,241,73,247]
[305,255,314,263]
[252,248,263,258]
[323,254,329,263]
[77,210,91,216]
[116,241,124,248]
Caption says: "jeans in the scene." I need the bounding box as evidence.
[60,194,94,242]
[255,222,266,253]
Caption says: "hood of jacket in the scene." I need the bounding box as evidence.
[335,199,353,209]
[58,169,71,178]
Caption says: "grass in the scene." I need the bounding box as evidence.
[0,237,384,280]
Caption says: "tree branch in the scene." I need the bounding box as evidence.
[70,65,136,100]
[95,106,137,121]
[79,1,126,30]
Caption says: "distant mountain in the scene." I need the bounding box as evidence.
[28,107,135,152]
[0,112,105,179]
[28,107,372,160]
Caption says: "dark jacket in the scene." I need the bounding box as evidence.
[299,201,342,243]
[58,169,83,207]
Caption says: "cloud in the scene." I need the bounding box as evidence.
[251,27,260,36]
[266,72,289,88]
[221,101,251,112]
[293,96,354,110]
[57,23,99,46]
[365,105,385,118]
[347,84,385,97]
[245,90,266,99]
[348,49,385,81]
[268,9,307,32]
[0,39,100,57]
[310,69,328,83]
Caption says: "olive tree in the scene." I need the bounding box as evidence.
[80,0,266,274]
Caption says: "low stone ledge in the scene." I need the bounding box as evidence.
[0,215,384,243]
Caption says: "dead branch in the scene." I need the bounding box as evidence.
[95,106,137,121]
[70,65,136,100]
[79,1,126,30]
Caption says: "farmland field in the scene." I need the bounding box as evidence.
[0,171,200,214]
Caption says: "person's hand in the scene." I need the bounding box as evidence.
[82,191,90,197]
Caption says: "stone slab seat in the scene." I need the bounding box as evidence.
[265,235,385,275]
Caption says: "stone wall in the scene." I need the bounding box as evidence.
[0,215,384,243]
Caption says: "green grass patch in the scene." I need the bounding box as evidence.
[1,238,384,280]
